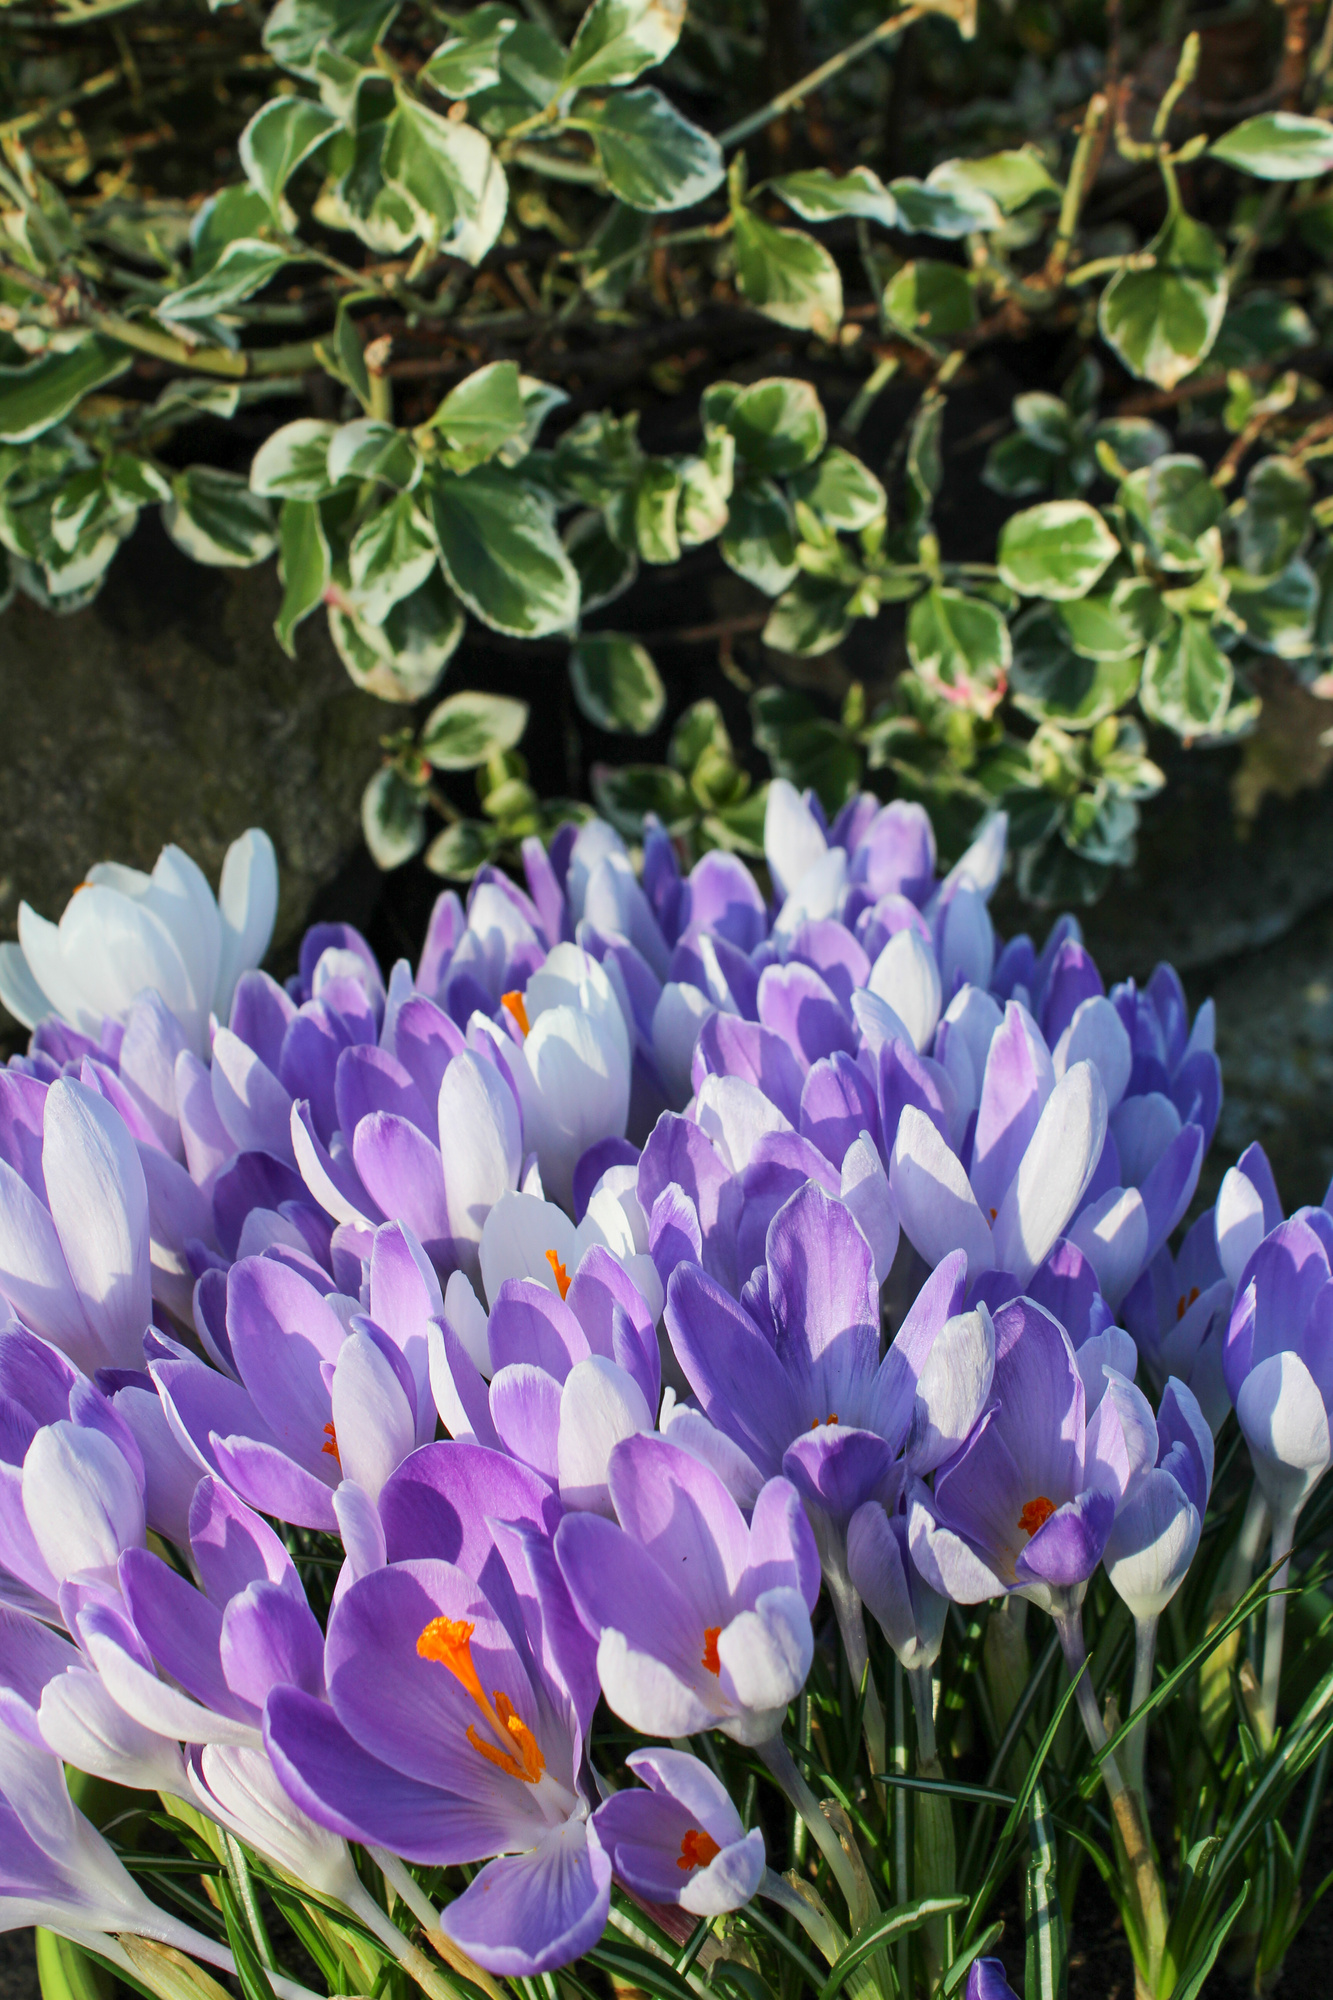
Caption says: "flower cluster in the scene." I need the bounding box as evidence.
[0,797,1324,1997]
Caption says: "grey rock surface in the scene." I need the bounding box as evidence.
[0,514,388,986]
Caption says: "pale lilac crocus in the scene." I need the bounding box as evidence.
[1223,1213,1333,1735]
[1104,1379,1213,1793]
[593,1748,764,1915]
[0,830,278,1057]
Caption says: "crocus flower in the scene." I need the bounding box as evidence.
[0,831,277,1056]
[907,1297,1157,1616]
[1122,1209,1233,1435]
[556,1432,819,1746]
[846,1502,946,1676]
[0,1326,147,1622]
[266,1447,611,1977]
[1104,1379,1213,1622]
[0,1724,308,2000]
[664,1186,990,1552]
[966,1962,1019,2000]
[501,945,632,1210]
[0,1076,150,1377]
[1223,1215,1333,1526]
[592,1748,764,1914]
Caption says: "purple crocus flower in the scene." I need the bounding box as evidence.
[1223,1214,1333,1526]
[266,1446,611,1977]
[966,1961,1019,2000]
[593,1748,764,1914]
[907,1297,1157,1616]
[556,1432,819,1746]
[664,1186,990,1553]
[1122,1207,1233,1434]
[0,1326,147,1622]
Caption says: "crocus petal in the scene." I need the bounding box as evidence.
[1236,1349,1333,1520]
[990,1061,1107,1289]
[443,1822,612,1978]
[890,1106,994,1278]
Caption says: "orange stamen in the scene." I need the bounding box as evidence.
[545,1249,571,1300]
[989,1206,997,1222]
[1018,1496,1057,1538]
[809,1413,838,1430]
[677,1829,721,1872]
[418,1619,546,1784]
[701,1626,721,1675]
[501,990,530,1037]
[321,1421,340,1465]
[1176,1285,1201,1321]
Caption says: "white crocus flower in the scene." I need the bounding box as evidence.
[506,945,632,1210]
[0,829,278,1055]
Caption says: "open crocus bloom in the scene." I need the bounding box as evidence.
[0,831,277,1056]
[501,946,632,1211]
[266,1448,610,1978]
[556,1433,819,1746]
[664,1184,991,1547]
[1223,1215,1333,1521]
[592,1747,764,1915]
[908,1297,1157,1614]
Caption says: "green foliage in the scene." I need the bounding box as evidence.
[4,0,1333,911]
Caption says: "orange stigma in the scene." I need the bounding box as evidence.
[418,1618,545,1784]
[809,1413,838,1430]
[701,1626,721,1675]
[545,1249,571,1300]
[321,1421,340,1465]
[677,1829,721,1872]
[1176,1285,1201,1321]
[501,990,530,1037]
[1018,1496,1057,1538]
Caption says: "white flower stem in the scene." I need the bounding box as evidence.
[1055,1610,1167,1983]
[1231,1483,1270,1595]
[1124,1613,1159,1801]
[758,1870,843,1962]
[907,1664,937,1768]
[757,1734,862,1918]
[1260,1508,1298,1745]
[339,1871,490,2000]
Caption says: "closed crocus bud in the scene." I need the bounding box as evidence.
[967,1960,1019,2000]
[509,946,632,1210]
[847,1502,946,1673]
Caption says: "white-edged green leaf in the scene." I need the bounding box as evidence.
[725,377,826,476]
[1010,607,1142,728]
[1140,614,1232,735]
[428,463,580,634]
[564,0,686,92]
[998,499,1119,599]
[421,687,529,766]
[907,585,1011,713]
[326,417,420,488]
[1119,454,1222,569]
[163,466,276,567]
[1098,210,1227,391]
[733,205,842,332]
[382,95,508,260]
[633,460,682,564]
[884,259,975,340]
[240,96,339,210]
[264,0,400,76]
[1235,453,1311,577]
[274,498,330,654]
[329,567,464,699]
[0,337,132,444]
[565,508,638,611]
[362,766,427,869]
[770,166,900,229]
[574,89,723,212]
[250,418,338,498]
[763,573,857,655]
[569,631,665,733]
[1211,112,1333,180]
[157,238,291,321]
[676,453,730,544]
[930,149,1058,215]
[422,6,518,96]
[720,475,798,594]
[889,174,1000,236]
[429,359,526,454]
[788,447,885,532]
[1229,554,1318,657]
[348,490,438,621]
[498,376,570,464]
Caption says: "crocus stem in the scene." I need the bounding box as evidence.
[1125,1613,1159,1801]
[1230,1482,1270,1596]
[1260,1509,1298,1744]
[759,1869,844,1962]
[757,1734,862,1918]
[112,1923,320,2000]
[892,1663,910,1998]
[908,1664,937,1766]
[369,1849,506,2000]
[1054,1611,1167,1981]
[340,1873,483,2000]
[826,1558,887,1779]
